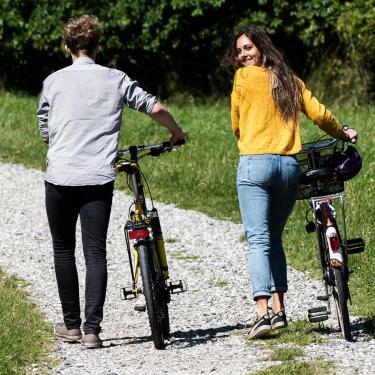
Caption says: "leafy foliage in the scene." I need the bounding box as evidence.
[0,0,374,101]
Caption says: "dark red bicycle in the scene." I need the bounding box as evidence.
[297,131,364,340]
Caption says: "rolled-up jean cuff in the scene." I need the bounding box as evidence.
[253,291,272,300]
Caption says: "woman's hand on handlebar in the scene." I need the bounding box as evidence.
[342,126,358,143]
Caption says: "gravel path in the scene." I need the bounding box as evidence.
[0,162,374,375]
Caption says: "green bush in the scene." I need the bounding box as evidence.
[0,0,374,101]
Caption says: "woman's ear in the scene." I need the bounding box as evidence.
[64,45,71,56]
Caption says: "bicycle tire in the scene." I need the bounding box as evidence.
[154,247,170,338]
[332,267,351,340]
[138,242,169,349]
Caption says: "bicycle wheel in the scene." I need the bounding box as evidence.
[138,242,169,349]
[332,267,351,340]
[154,248,170,338]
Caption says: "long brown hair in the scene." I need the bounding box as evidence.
[222,25,303,127]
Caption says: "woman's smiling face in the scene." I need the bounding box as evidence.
[236,34,262,67]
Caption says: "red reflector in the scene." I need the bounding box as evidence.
[329,235,341,251]
[128,229,149,240]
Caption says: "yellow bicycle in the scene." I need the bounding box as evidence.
[116,140,186,349]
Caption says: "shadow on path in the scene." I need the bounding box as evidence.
[103,322,249,349]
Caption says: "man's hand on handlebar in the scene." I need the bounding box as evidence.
[169,128,188,151]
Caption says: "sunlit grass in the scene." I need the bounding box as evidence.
[0,269,55,374]
[246,320,328,348]
[253,361,333,375]
[246,320,333,375]
[0,92,374,321]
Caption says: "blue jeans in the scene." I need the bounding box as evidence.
[237,154,300,300]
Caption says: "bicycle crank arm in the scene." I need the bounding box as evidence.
[121,286,142,300]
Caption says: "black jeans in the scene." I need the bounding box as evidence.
[45,181,114,334]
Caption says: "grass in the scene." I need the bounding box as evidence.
[247,320,327,347]
[210,279,229,288]
[0,269,54,374]
[245,320,334,375]
[0,92,373,319]
[165,237,179,243]
[253,361,334,375]
[269,346,304,361]
[171,250,201,261]
[0,92,374,372]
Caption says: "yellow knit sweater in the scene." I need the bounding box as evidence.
[231,66,342,155]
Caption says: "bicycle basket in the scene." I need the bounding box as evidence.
[297,142,344,200]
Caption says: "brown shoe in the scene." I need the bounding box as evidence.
[54,323,82,342]
[81,333,103,349]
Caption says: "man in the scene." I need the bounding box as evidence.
[36,15,187,348]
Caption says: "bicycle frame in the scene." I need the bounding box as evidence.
[116,141,186,300]
[116,141,186,349]
[117,155,167,299]
[299,136,364,340]
[311,193,348,264]
[310,193,349,306]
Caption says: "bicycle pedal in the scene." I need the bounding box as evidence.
[308,306,329,323]
[308,306,327,314]
[317,295,329,301]
[309,315,329,323]
[121,286,142,300]
[168,280,187,294]
[346,238,365,254]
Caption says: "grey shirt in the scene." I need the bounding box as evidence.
[36,57,157,186]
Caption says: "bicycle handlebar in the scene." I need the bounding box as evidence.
[300,125,357,153]
[117,139,185,156]
[300,138,337,153]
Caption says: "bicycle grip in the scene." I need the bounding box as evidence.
[162,139,186,149]
[343,125,357,144]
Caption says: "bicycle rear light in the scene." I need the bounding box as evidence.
[326,226,340,252]
[329,235,341,252]
[326,226,344,265]
[128,229,149,240]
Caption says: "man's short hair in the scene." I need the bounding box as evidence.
[63,15,101,56]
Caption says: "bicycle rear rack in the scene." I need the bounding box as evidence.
[346,238,365,254]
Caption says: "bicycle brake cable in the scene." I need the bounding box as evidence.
[127,174,134,192]
[139,169,155,209]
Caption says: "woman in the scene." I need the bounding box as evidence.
[223,25,357,339]
[36,15,187,348]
